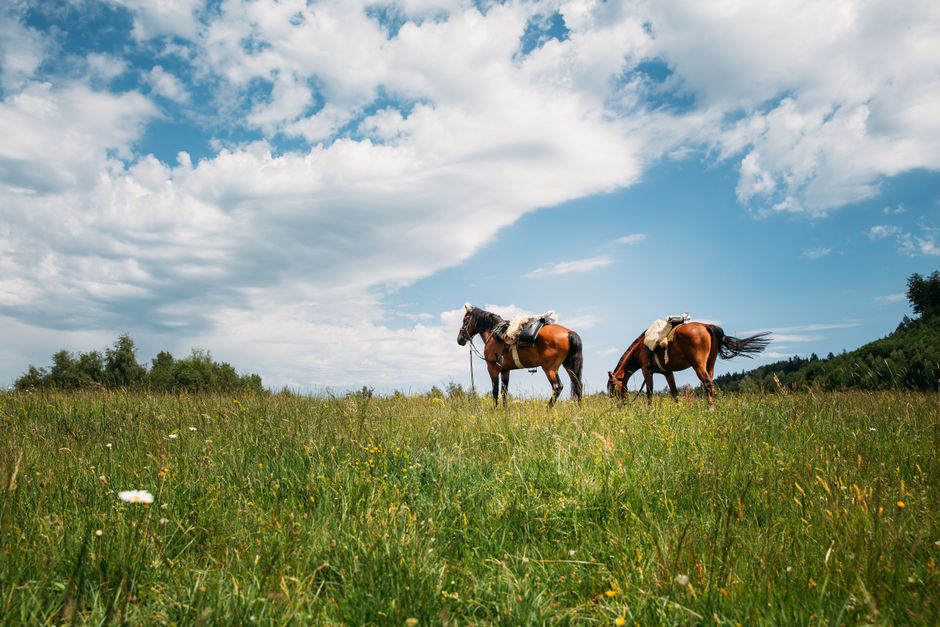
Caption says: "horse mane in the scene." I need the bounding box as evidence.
[613,332,645,375]
[471,307,507,333]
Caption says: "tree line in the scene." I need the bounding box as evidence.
[14,334,264,394]
[716,270,940,393]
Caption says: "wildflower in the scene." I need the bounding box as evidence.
[189,426,197,431]
[167,433,178,440]
[676,574,689,586]
[568,550,576,557]
[615,618,626,626]
[159,518,169,527]
[99,475,107,484]
[106,443,113,449]
[604,589,617,597]
[118,490,154,504]
[95,529,103,537]
[897,500,906,509]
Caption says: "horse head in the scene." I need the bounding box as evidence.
[457,304,475,346]
[607,370,627,399]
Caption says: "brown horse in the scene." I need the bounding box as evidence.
[607,322,770,407]
[457,305,583,407]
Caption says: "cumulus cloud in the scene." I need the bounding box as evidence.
[146,66,189,102]
[0,5,45,90]
[645,0,940,214]
[112,0,202,41]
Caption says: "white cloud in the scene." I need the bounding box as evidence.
[525,256,613,278]
[112,0,202,41]
[615,233,647,245]
[771,334,825,343]
[147,66,189,103]
[874,293,906,305]
[0,5,45,90]
[868,223,940,256]
[0,81,157,194]
[868,225,902,240]
[646,0,940,214]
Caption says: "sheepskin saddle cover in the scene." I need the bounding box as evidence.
[643,313,690,352]
[497,311,557,346]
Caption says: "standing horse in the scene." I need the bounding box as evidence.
[607,322,770,407]
[457,305,583,407]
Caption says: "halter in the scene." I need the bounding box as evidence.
[460,310,502,366]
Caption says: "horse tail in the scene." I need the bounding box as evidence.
[709,325,771,359]
[563,330,584,401]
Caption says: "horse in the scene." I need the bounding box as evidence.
[457,305,583,407]
[607,322,770,407]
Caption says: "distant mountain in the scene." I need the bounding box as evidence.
[715,314,940,393]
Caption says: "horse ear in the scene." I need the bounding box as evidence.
[607,370,613,377]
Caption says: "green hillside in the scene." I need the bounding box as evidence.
[716,314,940,392]
[716,269,940,393]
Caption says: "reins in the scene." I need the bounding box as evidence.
[632,378,647,401]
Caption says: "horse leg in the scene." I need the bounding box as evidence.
[691,362,715,409]
[500,370,511,406]
[706,346,719,381]
[664,371,679,402]
[543,368,563,408]
[642,366,654,404]
[488,365,500,407]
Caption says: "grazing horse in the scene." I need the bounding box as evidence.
[457,305,583,407]
[607,322,770,407]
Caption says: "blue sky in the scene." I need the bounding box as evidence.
[1,0,938,395]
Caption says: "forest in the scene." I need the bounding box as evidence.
[13,334,263,394]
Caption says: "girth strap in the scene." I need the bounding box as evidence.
[652,346,668,372]
[511,345,525,369]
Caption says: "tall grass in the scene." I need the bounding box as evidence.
[1,389,938,624]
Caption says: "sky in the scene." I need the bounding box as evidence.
[1,0,938,396]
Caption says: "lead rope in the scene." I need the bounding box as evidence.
[469,345,475,393]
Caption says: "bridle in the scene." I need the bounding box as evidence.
[458,313,474,345]
[609,370,648,402]
[460,311,500,365]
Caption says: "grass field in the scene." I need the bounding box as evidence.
[1,389,938,625]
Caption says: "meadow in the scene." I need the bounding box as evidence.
[1,389,938,625]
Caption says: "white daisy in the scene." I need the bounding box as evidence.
[118,490,154,504]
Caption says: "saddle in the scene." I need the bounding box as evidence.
[509,311,556,345]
